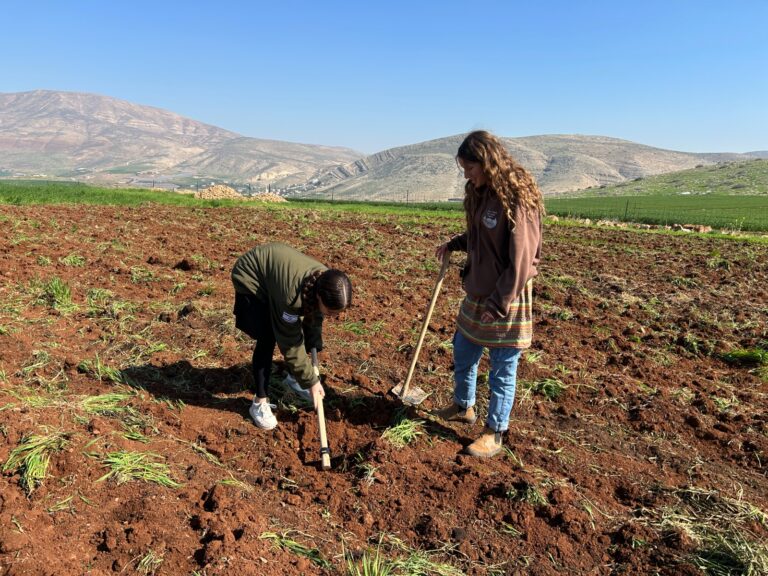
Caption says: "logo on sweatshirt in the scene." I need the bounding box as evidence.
[482,208,498,229]
[281,311,299,323]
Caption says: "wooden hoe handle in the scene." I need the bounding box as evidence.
[399,252,450,402]
[317,398,331,471]
[312,348,332,471]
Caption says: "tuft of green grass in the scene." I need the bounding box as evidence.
[260,530,331,569]
[121,429,151,443]
[381,409,425,448]
[343,321,369,335]
[21,350,51,379]
[135,549,164,576]
[524,350,544,363]
[188,441,223,466]
[130,266,156,284]
[357,462,379,486]
[521,377,568,401]
[217,474,253,492]
[86,287,112,309]
[6,387,63,410]
[503,446,525,469]
[79,391,134,416]
[385,534,465,576]
[500,522,523,538]
[38,277,76,311]
[97,451,181,488]
[59,253,85,267]
[721,347,768,377]
[2,428,70,494]
[77,355,124,384]
[47,495,74,514]
[507,482,549,507]
[345,536,394,576]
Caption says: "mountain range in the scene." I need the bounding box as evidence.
[0,90,361,189]
[1,90,764,199]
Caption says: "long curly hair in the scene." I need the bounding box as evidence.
[456,130,545,230]
[301,269,352,315]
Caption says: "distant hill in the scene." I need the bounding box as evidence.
[558,158,768,197]
[0,90,762,197]
[0,90,362,188]
[300,135,760,201]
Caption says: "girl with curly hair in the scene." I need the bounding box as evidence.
[434,130,544,457]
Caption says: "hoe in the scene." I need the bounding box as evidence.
[312,348,332,471]
[390,252,450,406]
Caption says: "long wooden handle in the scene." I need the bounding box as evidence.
[399,252,450,401]
[311,348,331,470]
[317,398,331,470]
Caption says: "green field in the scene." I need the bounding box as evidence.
[0,180,226,207]
[546,159,768,231]
[0,180,464,219]
[3,163,768,232]
[565,158,768,197]
[546,194,768,231]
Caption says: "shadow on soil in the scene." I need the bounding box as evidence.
[118,361,457,443]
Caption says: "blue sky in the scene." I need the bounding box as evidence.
[2,1,766,154]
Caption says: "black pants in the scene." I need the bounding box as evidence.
[234,293,275,398]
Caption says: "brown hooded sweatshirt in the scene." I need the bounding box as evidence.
[447,189,542,319]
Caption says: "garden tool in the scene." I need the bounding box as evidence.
[390,251,450,405]
[312,348,332,471]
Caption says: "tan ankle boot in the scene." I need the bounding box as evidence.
[432,403,477,425]
[465,427,503,458]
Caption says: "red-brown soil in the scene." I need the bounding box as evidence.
[0,203,766,575]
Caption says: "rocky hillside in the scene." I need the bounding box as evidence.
[1,90,761,197]
[302,134,760,200]
[0,90,362,187]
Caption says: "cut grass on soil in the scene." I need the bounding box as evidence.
[259,530,331,569]
[344,534,466,576]
[520,377,568,402]
[79,391,135,416]
[134,549,164,576]
[644,486,768,576]
[721,347,768,380]
[381,409,425,448]
[386,534,466,576]
[346,548,393,576]
[2,428,70,494]
[97,450,181,488]
[77,355,125,384]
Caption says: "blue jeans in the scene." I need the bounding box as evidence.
[452,331,522,433]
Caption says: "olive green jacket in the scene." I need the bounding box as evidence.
[231,243,325,389]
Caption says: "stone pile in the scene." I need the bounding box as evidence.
[194,184,242,200]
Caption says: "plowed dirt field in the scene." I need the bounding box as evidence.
[0,203,766,575]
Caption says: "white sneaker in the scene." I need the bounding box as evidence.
[249,401,277,430]
[282,374,311,402]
